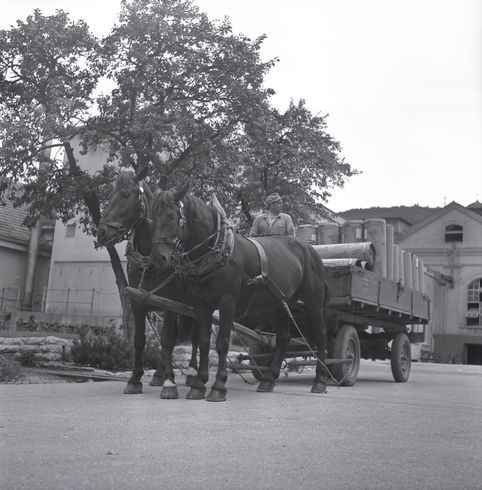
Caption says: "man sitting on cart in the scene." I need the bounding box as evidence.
[249,193,295,237]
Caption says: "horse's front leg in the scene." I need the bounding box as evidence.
[124,303,146,394]
[207,296,235,402]
[149,310,172,386]
[257,307,290,393]
[157,310,179,399]
[186,306,213,400]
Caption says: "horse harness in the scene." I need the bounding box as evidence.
[162,196,288,313]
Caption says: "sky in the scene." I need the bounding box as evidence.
[2,0,481,212]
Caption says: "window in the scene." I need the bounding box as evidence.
[445,224,463,242]
[65,223,76,238]
[466,279,482,326]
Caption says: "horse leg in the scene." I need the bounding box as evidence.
[257,307,290,393]
[186,307,212,400]
[307,303,328,394]
[185,318,199,387]
[124,304,145,394]
[158,310,179,399]
[149,311,169,386]
[207,296,234,402]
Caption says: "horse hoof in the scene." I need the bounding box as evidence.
[186,387,206,400]
[206,389,226,402]
[311,381,327,394]
[149,375,164,387]
[185,374,197,387]
[123,382,143,395]
[160,385,179,399]
[257,381,275,392]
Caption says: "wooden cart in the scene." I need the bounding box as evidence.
[125,264,430,386]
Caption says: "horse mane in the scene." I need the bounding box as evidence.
[142,181,154,201]
[153,191,216,232]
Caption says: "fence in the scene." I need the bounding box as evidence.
[0,287,43,313]
[0,287,121,316]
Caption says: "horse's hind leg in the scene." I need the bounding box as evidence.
[257,307,290,393]
[306,302,328,394]
[124,304,146,394]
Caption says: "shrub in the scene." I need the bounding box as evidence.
[18,350,38,367]
[0,355,21,382]
[71,329,133,371]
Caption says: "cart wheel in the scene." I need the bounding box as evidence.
[390,332,411,382]
[248,344,272,382]
[330,326,360,387]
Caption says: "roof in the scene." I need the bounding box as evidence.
[467,200,482,211]
[397,201,482,241]
[338,205,440,226]
[0,200,52,250]
[0,200,31,245]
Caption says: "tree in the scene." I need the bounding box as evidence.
[0,0,357,337]
[233,99,357,229]
[0,9,133,333]
[86,0,275,190]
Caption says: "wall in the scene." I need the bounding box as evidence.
[46,220,126,316]
[0,243,28,293]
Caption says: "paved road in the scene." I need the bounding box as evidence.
[2,360,482,490]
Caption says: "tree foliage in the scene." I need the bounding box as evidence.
[0,0,357,334]
[0,9,103,226]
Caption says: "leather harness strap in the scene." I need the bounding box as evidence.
[232,237,287,304]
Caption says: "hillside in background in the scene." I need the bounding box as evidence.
[338,205,440,225]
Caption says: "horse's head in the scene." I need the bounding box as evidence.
[149,183,190,270]
[96,166,149,247]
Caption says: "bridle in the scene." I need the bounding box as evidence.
[97,181,148,247]
[151,198,234,278]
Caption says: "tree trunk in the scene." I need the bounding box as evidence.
[64,140,134,340]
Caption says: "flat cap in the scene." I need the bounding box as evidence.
[264,193,282,206]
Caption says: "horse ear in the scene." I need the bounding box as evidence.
[174,182,190,202]
[133,164,149,183]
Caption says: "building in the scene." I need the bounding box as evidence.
[0,199,53,312]
[397,201,482,364]
[340,205,440,240]
[44,142,126,317]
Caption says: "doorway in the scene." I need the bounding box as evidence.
[466,344,482,365]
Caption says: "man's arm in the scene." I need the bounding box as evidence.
[249,216,261,236]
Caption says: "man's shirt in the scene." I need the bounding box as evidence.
[249,212,295,237]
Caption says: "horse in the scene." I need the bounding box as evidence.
[149,185,329,402]
[96,167,198,399]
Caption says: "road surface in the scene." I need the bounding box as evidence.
[1,360,482,490]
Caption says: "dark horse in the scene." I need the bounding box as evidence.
[149,185,329,402]
[96,168,198,399]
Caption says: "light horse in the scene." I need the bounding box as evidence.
[149,185,329,402]
[96,167,198,399]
